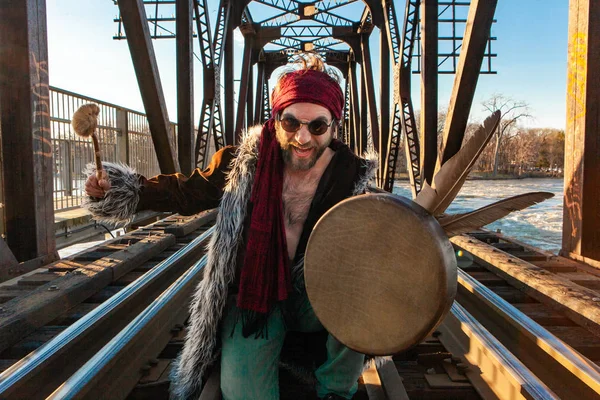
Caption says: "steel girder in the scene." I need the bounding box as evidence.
[194,0,228,168]
[381,0,422,197]
[110,0,496,191]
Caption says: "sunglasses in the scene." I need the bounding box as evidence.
[276,114,335,136]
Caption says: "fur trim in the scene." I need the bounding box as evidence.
[170,126,262,399]
[170,128,379,398]
[352,150,378,196]
[81,162,141,225]
[290,256,306,293]
[363,355,391,373]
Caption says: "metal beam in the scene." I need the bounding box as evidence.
[420,0,438,185]
[360,65,369,155]
[224,23,235,145]
[439,0,498,166]
[117,0,179,173]
[349,60,361,155]
[176,0,194,175]
[361,33,380,161]
[0,0,57,262]
[562,0,600,262]
[246,64,254,128]
[379,24,391,189]
[235,35,254,138]
[254,62,265,125]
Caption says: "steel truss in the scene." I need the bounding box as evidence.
[111,0,497,187]
[413,1,497,74]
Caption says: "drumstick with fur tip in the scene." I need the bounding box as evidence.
[72,104,103,181]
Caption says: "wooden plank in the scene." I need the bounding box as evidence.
[545,326,600,360]
[0,233,175,353]
[466,271,506,286]
[563,0,600,262]
[199,364,222,400]
[488,286,537,303]
[0,286,34,303]
[534,260,579,273]
[453,235,600,336]
[164,209,218,237]
[16,272,65,286]
[419,0,438,185]
[424,373,472,388]
[49,302,99,325]
[1,326,67,359]
[512,303,576,326]
[117,0,179,173]
[0,240,18,280]
[438,0,498,166]
[0,0,57,262]
[139,359,171,384]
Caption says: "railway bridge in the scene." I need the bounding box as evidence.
[0,1,599,399]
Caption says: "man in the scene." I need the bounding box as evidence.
[84,54,376,400]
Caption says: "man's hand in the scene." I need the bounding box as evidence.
[85,170,110,198]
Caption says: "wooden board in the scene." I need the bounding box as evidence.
[0,233,175,353]
[452,234,600,337]
[305,194,457,355]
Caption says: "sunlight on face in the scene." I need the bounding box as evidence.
[275,103,334,171]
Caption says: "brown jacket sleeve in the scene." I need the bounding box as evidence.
[136,146,236,215]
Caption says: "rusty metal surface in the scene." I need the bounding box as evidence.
[563,0,600,263]
[0,215,215,399]
[116,0,179,174]
[0,0,57,263]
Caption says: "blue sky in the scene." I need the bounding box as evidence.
[46,0,569,129]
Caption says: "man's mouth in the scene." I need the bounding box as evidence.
[292,146,313,158]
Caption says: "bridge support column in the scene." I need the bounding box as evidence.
[420,0,439,185]
[176,0,194,175]
[0,0,57,263]
[562,0,600,263]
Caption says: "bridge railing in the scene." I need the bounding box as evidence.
[49,87,177,212]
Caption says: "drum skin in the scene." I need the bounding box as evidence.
[305,193,457,355]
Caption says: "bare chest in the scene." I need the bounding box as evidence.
[282,176,319,229]
[282,174,320,259]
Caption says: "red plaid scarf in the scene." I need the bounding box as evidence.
[237,69,344,321]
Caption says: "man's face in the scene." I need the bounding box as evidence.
[275,102,334,171]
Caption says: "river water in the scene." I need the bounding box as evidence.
[392,178,564,254]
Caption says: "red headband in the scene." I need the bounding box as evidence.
[271,69,344,120]
[237,68,344,329]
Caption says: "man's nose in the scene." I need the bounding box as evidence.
[295,125,311,145]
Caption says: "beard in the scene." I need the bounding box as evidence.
[275,126,332,171]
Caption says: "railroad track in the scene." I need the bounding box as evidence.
[361,230,600,400]
[2,217,600,399]
[0,210,217,400]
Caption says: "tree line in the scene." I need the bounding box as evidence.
[395,93,565,178]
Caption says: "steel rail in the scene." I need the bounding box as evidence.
[439,302,559,400]
[0,226,215,398]
[456,268,600,398]
[47,254,210,399]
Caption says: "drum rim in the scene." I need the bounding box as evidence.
[305,193,457,355]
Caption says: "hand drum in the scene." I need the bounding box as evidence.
[304,193,457,355]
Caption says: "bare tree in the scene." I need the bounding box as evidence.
[482,93,531,176]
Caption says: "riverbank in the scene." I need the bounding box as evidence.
[394,172,563,181]
[393,178,563,253]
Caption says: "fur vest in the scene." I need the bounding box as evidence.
[86,127,377,400]
[169,128,377,399]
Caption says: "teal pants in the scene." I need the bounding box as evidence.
[220,291,365,400]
